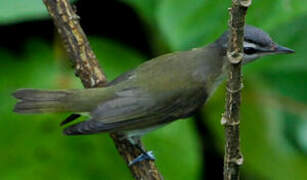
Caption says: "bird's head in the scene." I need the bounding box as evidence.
[216,25,294,64]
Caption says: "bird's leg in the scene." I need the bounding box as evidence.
[127,136,155,166]
[128,144,155,166]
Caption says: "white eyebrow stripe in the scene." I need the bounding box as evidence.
[243,41,257,48]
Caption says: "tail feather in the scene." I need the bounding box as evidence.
[13,88,71,113]
[13,89,68,101]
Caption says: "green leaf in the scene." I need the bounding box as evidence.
[157,0,229,50]
[260,70,307,102]
[122,0,160,24]
[248,0,307,30]
[0,0,77,25]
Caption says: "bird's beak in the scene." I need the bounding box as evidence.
[273,44,295,54]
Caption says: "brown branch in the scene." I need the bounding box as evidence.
[42,0,163,179]
[222,0,252,180]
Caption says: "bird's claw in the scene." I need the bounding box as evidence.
[128,151,155,166]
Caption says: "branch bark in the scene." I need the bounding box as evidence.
[222,0,252,180]
[42,0,163,179]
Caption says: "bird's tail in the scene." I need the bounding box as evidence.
[13,89,74,113]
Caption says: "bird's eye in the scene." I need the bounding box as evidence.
[244,47,257,55]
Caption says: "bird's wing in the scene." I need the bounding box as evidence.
[91,87,155,123]
[63,85,207,135]
[63,87,158,135]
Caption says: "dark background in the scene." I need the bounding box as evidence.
[0,0,306,179]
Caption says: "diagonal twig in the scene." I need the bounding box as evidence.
[42,0,163,179]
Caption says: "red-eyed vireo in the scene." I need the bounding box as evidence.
[13,25,294,165]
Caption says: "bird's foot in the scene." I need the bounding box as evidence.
[128,151,155,166]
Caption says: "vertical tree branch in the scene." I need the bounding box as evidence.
[222,0,252,180]
[42,0,163,179]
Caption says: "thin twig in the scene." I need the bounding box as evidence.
[222,0,252,179]
[42,0,163,179]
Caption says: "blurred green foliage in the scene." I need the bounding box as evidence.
[1,0,307,179]
[0,0,76,25]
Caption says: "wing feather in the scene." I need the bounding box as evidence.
[63,85,207,135]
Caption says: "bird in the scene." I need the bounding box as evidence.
[12,25,294,165]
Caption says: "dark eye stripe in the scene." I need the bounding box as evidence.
[244,47,257,55]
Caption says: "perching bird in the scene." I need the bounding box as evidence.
[13,25,294,165]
